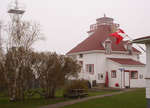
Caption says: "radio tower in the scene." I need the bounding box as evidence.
[8,0,25,18]
[0,22,2,54]
[8,0,25,46]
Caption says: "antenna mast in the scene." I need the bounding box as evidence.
[0,22,2,52]
[8,0,25,17]
[15,0,19,9]
[8,0,25,46]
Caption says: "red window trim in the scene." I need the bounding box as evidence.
[86,64,94,74]
[130,70,138,79]
[124,70,130,72]
[111,70,117,78]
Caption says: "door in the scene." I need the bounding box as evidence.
[124,72,130,88]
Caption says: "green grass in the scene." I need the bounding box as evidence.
[0,89,122,108]
[0,89,69,108]
[62,89,146,108]
[0,97,69,108]
[88,90,119,96]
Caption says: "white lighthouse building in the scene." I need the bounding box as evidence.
[67,15,146,88]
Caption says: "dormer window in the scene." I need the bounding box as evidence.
[105,41,112,54]
[124,41,133,55]
[127,43,133,55]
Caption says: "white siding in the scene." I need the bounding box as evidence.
[107,60,122,88]
[107,59,146,88]
[122,66,145,88]
[69,51,145,88]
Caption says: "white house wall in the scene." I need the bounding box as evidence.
[107,60,123,88]
[122,66,146,88]
[81,53,102,84]
[107,59,145,88]
[70,51,145,88]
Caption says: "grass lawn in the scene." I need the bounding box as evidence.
[0,97,69,108]
[62,89,146,108]
[0,89,68,108]
[88,89,120,96]
[0,89,118,108]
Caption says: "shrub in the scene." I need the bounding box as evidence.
[24,88,46,98]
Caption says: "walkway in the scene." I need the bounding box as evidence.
[40,89,135,108]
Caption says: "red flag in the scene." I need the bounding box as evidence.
[118,29,125,33]
[110,32,123,44]
[110,28,125,44]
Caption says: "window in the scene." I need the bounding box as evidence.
[137,55,140,60]
[111,70,117,78]
[127,43,133,55]
[139,74,143,79]
[98,73,104,80]
[105,41,111,54]
[86,64,94,74]
[79,54,83,58]
[131,71,138,79]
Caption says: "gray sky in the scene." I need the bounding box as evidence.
[0,0,150,54]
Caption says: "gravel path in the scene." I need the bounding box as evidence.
[40,89,135,108]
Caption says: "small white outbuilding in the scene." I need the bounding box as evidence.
[133,36,150,108]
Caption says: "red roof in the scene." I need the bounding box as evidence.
[67,25,140,54]
[108,58,145,65]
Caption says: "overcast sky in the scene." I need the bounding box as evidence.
[0,0,150,55]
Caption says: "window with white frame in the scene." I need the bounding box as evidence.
[86,64,94,74]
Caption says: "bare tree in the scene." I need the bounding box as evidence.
[1,47,35,101]
[6,20,41,50]
[0,16,42,101]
